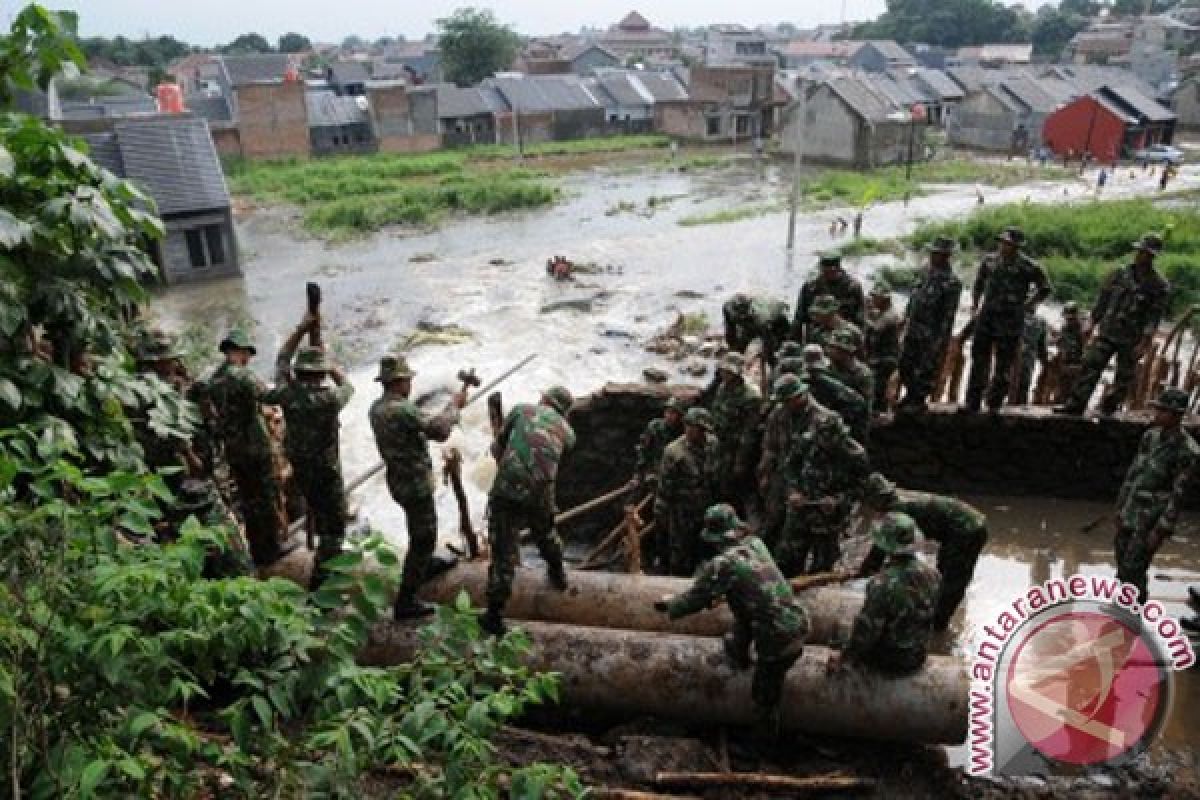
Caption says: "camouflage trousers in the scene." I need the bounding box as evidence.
[966,330,1020,411]
[726,618,806,724]
[898,334,946,406]
[227,450,287,566]
[662,493,710,577]
[486,489,565,612]
[1066,335,1138,414]
[1115,524,1162,605]
[758,478,788,554]
[933,527,987,628]
[1016,363,1037,406]
[392,488,438,604]
[292,460,348,588]
[776,509,848,577]
[869,358,897,412]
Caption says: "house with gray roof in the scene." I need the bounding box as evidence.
[849,41,916,73]
[306,91,374,154]
[789,74,925,167]
[589,69,688,133]
[948,82,1033,152]
[484,74,607,144]
[76,115,237,284]
[436,85,505,146]
[327,61,370,96]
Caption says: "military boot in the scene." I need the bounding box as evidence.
[393,589,435,621]
[722,633,752,670]
[546,559,569,591]
[480,606,508,637]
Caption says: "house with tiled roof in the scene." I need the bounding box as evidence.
[588,69,688,133]
[600,11,677,62]
[790,73,926,167]
[484,74,607,144]
[436,84,506,145]
[849,41,916,73]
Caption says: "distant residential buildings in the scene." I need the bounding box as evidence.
[600,11,677,62]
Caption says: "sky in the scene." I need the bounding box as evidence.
[36,0,1051,47]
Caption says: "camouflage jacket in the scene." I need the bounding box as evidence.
[784,434,870,528]
[794,270,866,334]
[1018,315,1049,375]
[1057,320,1085,365]
[860,490,987,574]
[1092,263,1170,345]
[972,252,1052,334]
[370,394,458,501]
[845,554,940,671]
[710,380,762,475]
[807,319,864,353]
[207,362,272,460]
[659,433,719,507]
[1117,426,1199,535]
[723,297,791,354]
[903,265,962,347]
[829,358,875,420]
[803,367,867,436]
[866,307,902,364]
[667,535,809,654]
[491,403,576,505]
[635,416,685,478]
[261,380,354,471]
[758,398,836,481]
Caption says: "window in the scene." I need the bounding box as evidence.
[735,115,751,136]
[185,224,227,269]
[706,116,721,136]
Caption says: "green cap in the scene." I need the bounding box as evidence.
[773,373,810,401]
[802,343,829,369]
[700,503,743,545]
[219,328,256,355]
[997,226,1025,247]
[872,511,918,555]
[174,479,217,514]
[810,294,840,315]
[864,472,898,506]
[1150,387,1190,415]
[827,327,859,353]
[542,385,575,415]
[818,251,842,267]
[869,281,891,299]
[777,341,804,359]
[375,354,415,382]
[136,328,180,362]
[664,396,685,414]
[1132,232,1164,255]
[293,345,330,374]
[684,407,714,431]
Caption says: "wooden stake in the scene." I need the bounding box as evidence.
[654,770,870,792]
[579,494,652,568]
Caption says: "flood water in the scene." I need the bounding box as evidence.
[154,156,1200,771]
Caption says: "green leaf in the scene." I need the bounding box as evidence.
[0,378,20,412]
[375,546,399,567]
[79,760,109,797]
[251,695,273,729]
[0,209,33,248]
[325,551,364,571]
[129,710,158,737]
[118,757,145,781]
[0,144,14,179]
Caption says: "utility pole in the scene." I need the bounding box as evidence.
[512,97,522,160]
[786,78,807,251]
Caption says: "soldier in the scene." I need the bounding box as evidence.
[800,344,867,443]
[634,397,686,485]
[829,512,940,675]
[709,353,763,511]
[859,473,987,630]
[825,328,874,444]
[801,294,864,352]
[771,340,807,386]
[865,282,901,412]
[793,252,866,342]
[723,293,791,367]
[757,375,835,551]
[166,478,254,579]
[129,329,200,493]
[654,504,807,733]
[261,316,354,590]
[965,226,1051,413]
[1054,302,1086,404]
[1112,388,1197,604]
[898,236,963,412]
[657,407,719,576]
[778,414,869,576]
[1013,311,1049,405]
[484,386,576,635]
[1056,234,1170,416]
[369,354,466,620]
[207,328,288,567]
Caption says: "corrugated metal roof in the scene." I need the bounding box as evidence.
[436,85,506,118]
[912,68,964,100]
[633,71,688,102]
[1000,77,1061,113]
[220,54,290,86]
[185,93,233,123]
[305,91,370,127]
[864,72,925,107]
[112,117,230,215]
[486,75,603,113]
[1099,84,1176,123]
[593,72,651,107]
[824,75,898,122]
[329,61,370,85]
[58,94,158,119]
[862,40,914,63]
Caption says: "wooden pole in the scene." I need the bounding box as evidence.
[442,447,481,559]
[654,771,870,792]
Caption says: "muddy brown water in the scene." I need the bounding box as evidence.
[154,159,1200,775]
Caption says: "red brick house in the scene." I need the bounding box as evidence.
[1042,86,1176,163]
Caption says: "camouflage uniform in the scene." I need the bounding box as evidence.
[709,355,763,509]
[486,390,576,624]
[778,416,869,576]
[207,332,287,566]
[1114,392,1198,603]
[799,346,868,445]
[898,246,963,408]
[861,476,988,629]
[1062,240,1170,414]
[658,409,719,576]
[865,295,901,411]
[827,329,875,444]
[634,399,685,482]
[808,316,864,354]
[966,229,1051,411]
[166,479,254,579]
[369,355,459,611]
[1055,310,1086,403]
[665,505,808,721]
[262,346,354,587]
[1015,313,1049,405]
[793,256,866,341]
[723,294,791,365]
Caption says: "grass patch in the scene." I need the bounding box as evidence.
[465,134,669,160]
[678,202,784,227]
[876,265,923,292]
[675,311,710,335]
[909,198,1200,315]
[834,236,905,258]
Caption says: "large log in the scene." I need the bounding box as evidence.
[418,563,864,645]
[362,620,969,745]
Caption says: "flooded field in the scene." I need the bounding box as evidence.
[154,156,1200,779]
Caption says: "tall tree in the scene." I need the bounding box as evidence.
[437,7,519,87]
[277,32,311,53]
[1032,5,1088,58]
[221,32,272,54]
[853,0,1036,48]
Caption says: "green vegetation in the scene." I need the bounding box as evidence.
[910,198,1200,315]
[469,133,669,160]
[876,264,924,292]
[834,236,906,258]
[678,202,785,227]
[436,7,520,87]
[675,311,711,335]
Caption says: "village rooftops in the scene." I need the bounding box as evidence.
[779,40,862,60]
[1100,84,1177,122]
[435,85,507,118]
[591,70,688,107]
[328,61,370,86]
[219,53,293,86]
[822,74,905,122]
[305,91,369,127]
[485,74,604,113]
[999,76,1064,114]
[956,44,1033,64]
[910,67,965,100]
[184,93,233,125]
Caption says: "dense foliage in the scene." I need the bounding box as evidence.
[436,8,520,88]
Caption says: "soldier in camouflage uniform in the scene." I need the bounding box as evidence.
[793,252,866,342]
[825,328,874,445]
[657,407,719,576]
[656,504,808,731]
[261,316,355,590]
[757,375,835,552]
[635,397,686,484]
[800,294,864,353]
[129,329,199,494]
[1054,302,1086,404]
[207,328,288,567]
[483,386,576,635]
[771,341,807,386]
[778,414,869,576]
[723,293,791,367]
[859,473,988,630]
[1057,234,1170,416]
[1112,388,1198,604]
[831,512,940,675]
[369,354,466,620]
[709,353,763,511]
[865,283,901,413]
[1014,311,1049,405]
[898,236,963,412]
[166,478,254,579]
[965,227,1052,413]
[798,344,867,443]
